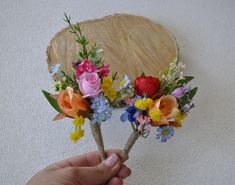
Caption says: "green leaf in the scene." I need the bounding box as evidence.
[171,57,178,63]
[177,76,194,86]
[184,76,194,81]
[112,71,118,81]
[178,95,189,108]
[42,90,62,113]
[141,71,145,77]
[79,51,84,58]
[188,87,198,99]
[161,67,169,75]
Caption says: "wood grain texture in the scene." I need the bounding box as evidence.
[46,14,178,81]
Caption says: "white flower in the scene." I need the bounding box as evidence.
[178,62,186,71]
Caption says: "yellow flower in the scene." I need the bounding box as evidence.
[101,77,113,90]
[73,115,85,127]
[70,128,84,143]
[105,87,118,100]
[146,98,154,107]
[101,76,118,100]
[149,109,162,121]
[174,111,186,126]
[120,79,126,88]
[134,99,144,109]
[134,98,153,110]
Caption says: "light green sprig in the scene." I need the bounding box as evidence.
[64,13,103,66]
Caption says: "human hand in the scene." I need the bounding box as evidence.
[26,149,131,185]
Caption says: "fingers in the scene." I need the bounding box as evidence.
[107,177,123,185]
[86,149,124,167]
[116,164,131,179]
[71,153,122,185]
[53,149,124,169]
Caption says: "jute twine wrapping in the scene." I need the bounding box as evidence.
[89,122,106,161]
[120,131,139,162]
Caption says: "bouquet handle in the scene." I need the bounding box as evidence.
[120,131,139,162]
[90,122,106,161]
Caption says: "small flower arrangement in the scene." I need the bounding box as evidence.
[43,14,197,162]
[119,57,197,160]
[43,14,128,160]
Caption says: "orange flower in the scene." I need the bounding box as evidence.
[57,87,89,118]
[149,95,179,126]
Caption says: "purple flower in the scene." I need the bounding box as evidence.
[171,83,191,98]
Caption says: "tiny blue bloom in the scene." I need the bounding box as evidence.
[91,105,112,124]
[91,96,112,124]
[91,96,107,112]
[156,126,174,142]
[120,112,128,122]
[120,105,139,123]
[50,64,64,77]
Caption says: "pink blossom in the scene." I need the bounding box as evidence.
[76,59,97,78]
[98,64,110,78]
[136,114,151,132]
[77,72,102,98]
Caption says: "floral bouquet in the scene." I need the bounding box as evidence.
[120,59,198,160]
[42,14,130,161]
[43,14,197,163]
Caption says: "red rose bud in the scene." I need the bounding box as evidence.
[134,76,161,98]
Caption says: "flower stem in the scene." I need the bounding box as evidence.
[89,122,106,161]
[120,130,139,162]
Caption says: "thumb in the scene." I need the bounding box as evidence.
[74,153,121,185]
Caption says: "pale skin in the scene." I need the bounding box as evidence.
[26,149,131,185]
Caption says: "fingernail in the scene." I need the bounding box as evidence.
[104,153,119,167]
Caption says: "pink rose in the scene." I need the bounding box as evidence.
[98,64,110,78]
[77,72,102,98]
[76,59,97,77]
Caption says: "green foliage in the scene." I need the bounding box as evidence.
[42,90,62,113]
[64,13,104,66]
[188,87,198,99]
[140,71,145,77]
[112,71,118,81]
[171,56,178,63]
[64,13,89,59]
[177,87,198,108]
[161,66,169,75]
[176,76,194,87]
[89,44,103,66]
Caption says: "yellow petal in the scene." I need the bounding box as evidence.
[70,128,85,143]
[102,77,113,86]
[149,109,162,122]
[73,115,85,127]
[120,79,126,87]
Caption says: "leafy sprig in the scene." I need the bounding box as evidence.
[64,13,103,66]
[64,13,89,58]
[177,87,198,109]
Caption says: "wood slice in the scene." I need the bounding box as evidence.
[46,14,178,82]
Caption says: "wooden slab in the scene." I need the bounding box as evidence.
[46,14,178,81]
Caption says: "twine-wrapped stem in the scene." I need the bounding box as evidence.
[120,130,139,162]
[89,122,106,161]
